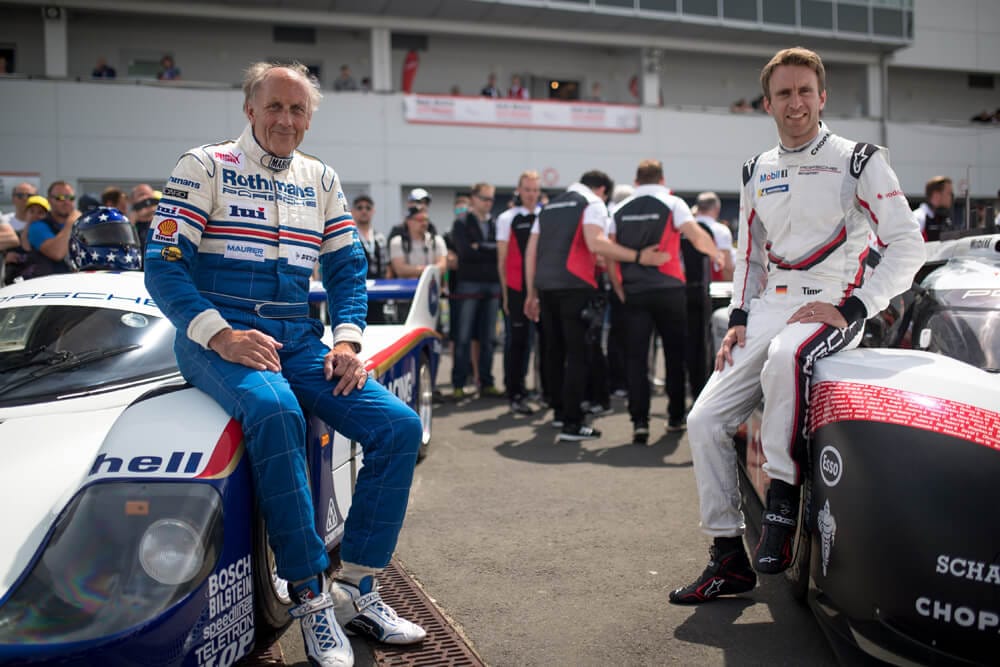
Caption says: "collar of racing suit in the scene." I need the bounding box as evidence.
[777,120,829,157]
[241,124,295,172]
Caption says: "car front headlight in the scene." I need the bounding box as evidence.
[139,518,205,585]
[0,482,223,645]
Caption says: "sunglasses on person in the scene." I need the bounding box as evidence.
[475,195,495,202]
[51,194,76,202]
[12,192,32,199]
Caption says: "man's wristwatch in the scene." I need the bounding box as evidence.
[635,248,642,263]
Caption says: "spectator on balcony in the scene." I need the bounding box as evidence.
[92,57,116,79]
[157,55,181,81]
[508,74,529,99]
[970,109,997,124]
[481,73,500,98]
[333,64,359,91]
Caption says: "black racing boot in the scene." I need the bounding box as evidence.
[669,537,757,604]
[753,479,800,574]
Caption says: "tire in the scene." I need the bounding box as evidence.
[252,512,293,640]
[416,352,433,461]
[785,475,812,602]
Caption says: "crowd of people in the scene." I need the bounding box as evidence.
[349,168,737,441]
[0,181,159,284]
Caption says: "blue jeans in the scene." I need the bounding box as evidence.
[175,316,421,581]
[451,281,500,390]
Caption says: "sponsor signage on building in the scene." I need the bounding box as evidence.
[402,95,640,133]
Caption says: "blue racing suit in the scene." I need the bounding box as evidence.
[144,125,421,581]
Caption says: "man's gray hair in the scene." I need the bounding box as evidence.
[696,191,721,211]
[243,61,322,112]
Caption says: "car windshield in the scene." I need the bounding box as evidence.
[0,305,178,405]
[917,308,1000,372]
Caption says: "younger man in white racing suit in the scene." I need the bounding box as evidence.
[145,63,424,665]
[670,48,925,604]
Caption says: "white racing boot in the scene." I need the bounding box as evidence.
[289,577,354,667]
[331,574,427,645]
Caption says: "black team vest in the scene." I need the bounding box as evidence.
[535,191,597,291]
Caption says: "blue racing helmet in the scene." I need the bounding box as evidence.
[70,206,143,271]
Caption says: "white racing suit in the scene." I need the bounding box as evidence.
[687,123,925,537]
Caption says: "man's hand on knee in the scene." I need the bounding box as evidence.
[325,342,368,396]
[715,325,746,371]
[209,328,283,371]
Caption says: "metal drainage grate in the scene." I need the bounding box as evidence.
[372,559,486,667]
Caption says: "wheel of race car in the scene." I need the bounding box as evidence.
[417,352,433,461]
[785,475,812,602]
[252,511,293,639]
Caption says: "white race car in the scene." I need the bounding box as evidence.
[0,267,440,666]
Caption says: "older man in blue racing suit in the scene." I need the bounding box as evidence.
[669,47,925,604]
[144,62,424,666]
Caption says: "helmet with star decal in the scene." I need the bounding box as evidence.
[70,206,143,271]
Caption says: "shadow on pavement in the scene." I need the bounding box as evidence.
[493,428,692,468]
[672,572,836,665]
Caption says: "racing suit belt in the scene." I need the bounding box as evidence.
[201,290,310,319]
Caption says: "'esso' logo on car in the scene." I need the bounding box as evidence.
[820,446,843,487]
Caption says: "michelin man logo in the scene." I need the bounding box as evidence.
[817,499,837,577]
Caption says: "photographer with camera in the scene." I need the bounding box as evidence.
[524,170,669,442]
[608,159,722,444]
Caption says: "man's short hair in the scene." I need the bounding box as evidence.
[243,61,322,113]
[353,194,374,207]
[101,187,126,207]
[579,170,613,194]
[47,180,73,197]
[634,159,663,186]
[696,192,721,212]
[469,182,493,197]
[925,176,952,200]
[760,46,826,101]
[518,170,540,187]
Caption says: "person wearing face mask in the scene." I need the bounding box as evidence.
[143,61,425,667]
